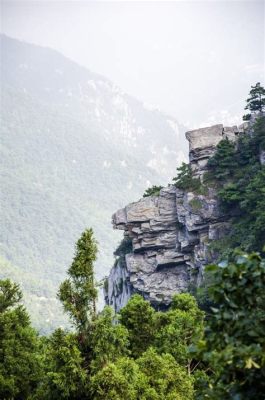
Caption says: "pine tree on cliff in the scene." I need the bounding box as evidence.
[58,228,98,347]
[243,82,265,120]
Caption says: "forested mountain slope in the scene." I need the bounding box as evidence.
[0,35,187,333]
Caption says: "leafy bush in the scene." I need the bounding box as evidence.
[196,252,265,399]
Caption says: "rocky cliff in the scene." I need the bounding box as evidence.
[104,122,250,312]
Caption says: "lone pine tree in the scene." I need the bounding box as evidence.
[58,228,98,345]
[243,82,265,120]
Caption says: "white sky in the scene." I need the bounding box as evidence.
[1,0,264,127]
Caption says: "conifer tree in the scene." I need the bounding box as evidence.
[207,139,237,180]
[143,185,163,197]
[119,294,156,358]
[58,228,98,345]
[243,82,265,120]
[37,328,88,400]
[0,279,42,399]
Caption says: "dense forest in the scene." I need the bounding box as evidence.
[1,86,265,399]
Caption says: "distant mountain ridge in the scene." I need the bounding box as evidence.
[0,34,187,333]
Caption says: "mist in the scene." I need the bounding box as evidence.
[1,0,264,127]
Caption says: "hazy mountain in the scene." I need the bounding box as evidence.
[0,35,187,333]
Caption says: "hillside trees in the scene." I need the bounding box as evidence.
[36,329,87,400]
[206,116,265,253]
[3,249,265,399]
[91,293,202,400]
[0,279,43,399]
[48,238,203,400]
[35,229,100,399]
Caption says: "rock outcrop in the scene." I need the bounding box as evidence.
[104,122,249,312]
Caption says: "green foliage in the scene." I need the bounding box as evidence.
[90,357,149,400]
[154,294,204,368]
[143,185,163,197]
[189,198,203,212]
[253,113,265,151]
[198,252,265,399]
[103,277,108,292]
[243,113,251,121]
[84,294,201,399]
[37,329,87,400]
[90,307,129,371]
[137,348,194,400]
[90,350,195,400]
[11,233,203,399]
[206,116,265,253]
[207,139,237,181]
[171,292,201,313]
[224,167,265,251]
[0,279,43,400]
[58,228,98,335]
[0,255,69,335]
[113,236,133,259]
[245,82,265,113]
[0,279,22,312]
[119,294,156,358]
[172,163,201,192]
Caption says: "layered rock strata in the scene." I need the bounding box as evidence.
[104,122,249,312]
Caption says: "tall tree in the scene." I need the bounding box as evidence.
[58,228,98,345]
[243,82,265,120]
[207,139,237,180]
[0,279,42,399]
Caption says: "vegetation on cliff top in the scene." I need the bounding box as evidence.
[243,82,265,120]
[206,115,265,254]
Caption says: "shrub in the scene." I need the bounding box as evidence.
[199,252,265,399]
[172,163,201,192]
[143,185,163,197]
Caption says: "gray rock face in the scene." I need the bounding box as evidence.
[105,257,132,312]
[105,183,231,312]
[260,150,265,165]
[104,121,250,312]
[105,187,191,308]
[185,123,248,177]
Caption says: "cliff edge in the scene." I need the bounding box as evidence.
[104,122,250,312]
